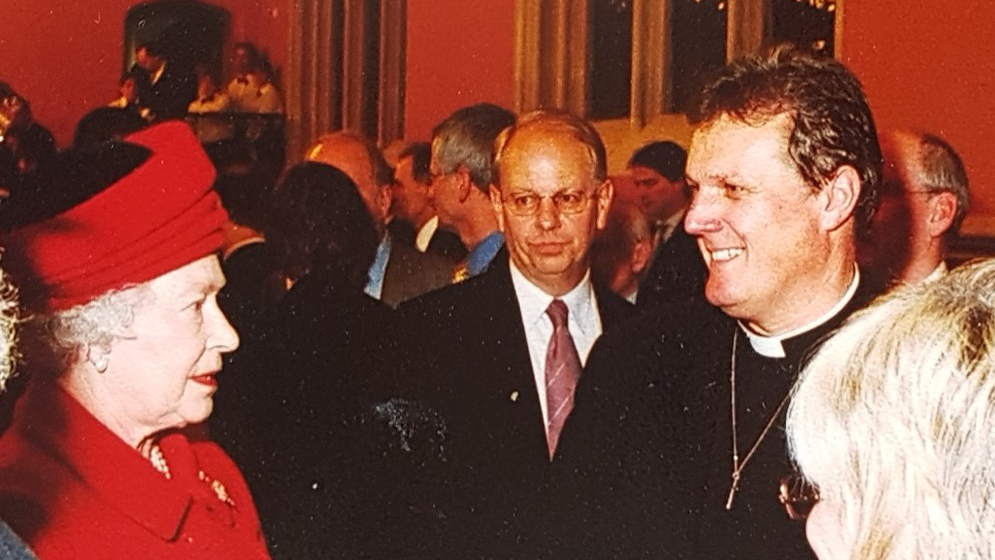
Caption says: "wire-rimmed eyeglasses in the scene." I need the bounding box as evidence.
[501,187,603,216]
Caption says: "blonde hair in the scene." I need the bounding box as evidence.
[787,259,995,560]
[0,267,18,391]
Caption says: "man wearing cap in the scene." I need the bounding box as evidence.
[0,122,271,559]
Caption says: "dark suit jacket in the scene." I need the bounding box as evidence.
[387,218,467,262]
[136,62,197,121]
[549,276,881,559]
[397,253,634,557]
[214,270,429,559]
[636,222,706,310]
[381,235,454,308]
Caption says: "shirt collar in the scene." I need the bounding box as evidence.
[364,234,392,299]
[659,209,686,242]
[739,265,861,358]
[415,215,439,253]
[508,259,597,337]
[466,230,504,276]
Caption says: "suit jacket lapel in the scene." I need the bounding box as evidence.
[474,254,549,457]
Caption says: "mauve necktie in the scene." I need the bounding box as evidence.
[544,299,582,460]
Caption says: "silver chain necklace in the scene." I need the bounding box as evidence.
[725,329,793,510]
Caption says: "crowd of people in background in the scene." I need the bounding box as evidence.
[0,38,990,560]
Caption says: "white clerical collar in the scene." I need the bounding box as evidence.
[739,266,860,358]
[508,260,598,339]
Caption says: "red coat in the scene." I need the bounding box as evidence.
[0,383,272,560]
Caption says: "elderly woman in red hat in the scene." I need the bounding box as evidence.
[0,121,271,559]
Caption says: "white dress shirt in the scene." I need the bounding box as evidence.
[509,261,603,426]
[415,215,440,253]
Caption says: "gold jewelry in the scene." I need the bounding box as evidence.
[725,329,792,510]
[199,470,236,508]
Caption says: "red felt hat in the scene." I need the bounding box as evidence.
[3,121,227,313]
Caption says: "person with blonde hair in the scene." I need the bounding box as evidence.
[787,258,995,560]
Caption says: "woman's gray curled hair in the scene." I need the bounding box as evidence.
[21,284,146,373]
[787,258,995,560]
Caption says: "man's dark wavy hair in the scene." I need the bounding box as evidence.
[269,162,380,288]
[689,46,882,236]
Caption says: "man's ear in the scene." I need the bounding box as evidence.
[630,237,652,275]
[595,179,615,231]
[818,166,861,232]
[488,185,506,232]
[455,166,474,203]
[927,191,957,238]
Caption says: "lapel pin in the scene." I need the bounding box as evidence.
[510,390,519,402]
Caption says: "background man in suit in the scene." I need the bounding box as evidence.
[306,131,452,307]
[626,140,707,309]
[428,103,515,280]
[859,129,969,285]
[553,47,883,559]
[133,39,196,121]
[388,142,467,261]
[399,110,633,557]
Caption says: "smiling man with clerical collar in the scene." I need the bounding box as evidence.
[549,46,884,560]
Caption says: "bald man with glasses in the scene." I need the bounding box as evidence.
[396,110,633,557]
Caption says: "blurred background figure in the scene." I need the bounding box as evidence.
[227,42,283,115]
[307,131,452,307]
[389,141,466,261]
[788,258,995,560]
[132,38,197,121]
[0,81,56,196]
[625,140,705,309]
[590,199,653,303]
[429,103,516,280]
[107,67,152,120]
[859,130,969,287]
[72,107,148,149]
[187,63,234,145]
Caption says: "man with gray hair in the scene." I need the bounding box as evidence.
[307,131,453,306]
[428,103,515,280]
[859,130,969,285]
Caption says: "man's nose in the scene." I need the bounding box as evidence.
[684,190,722,235]
[536,196,562,230]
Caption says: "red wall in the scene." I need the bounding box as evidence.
[0,0,285,147]
[840,1,995,222]
[4,2,993,226]
[403,0,516,142]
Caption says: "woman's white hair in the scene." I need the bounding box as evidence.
[787,259,995,560]
[22,284,147,372]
